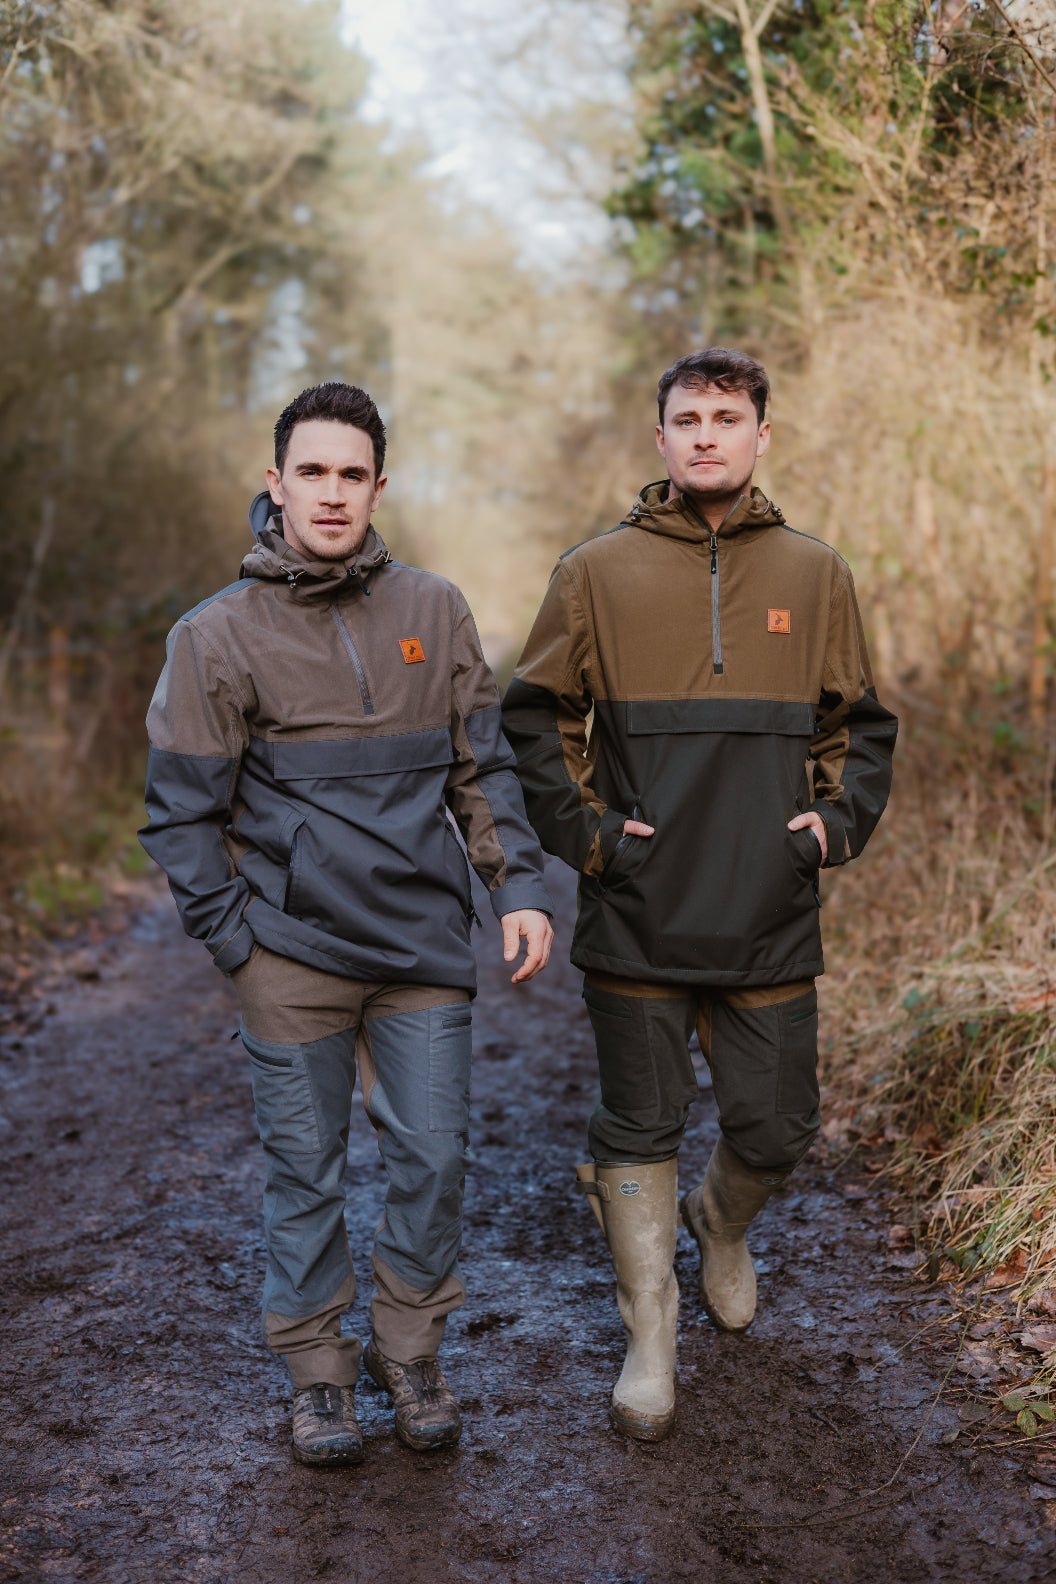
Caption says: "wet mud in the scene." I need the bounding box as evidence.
[1,864,1053,1582]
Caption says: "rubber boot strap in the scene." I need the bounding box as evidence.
[575,1162,608,1230]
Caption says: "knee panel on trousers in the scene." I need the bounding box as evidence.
[583,984,698,1163]
[244,1026,359,1319]
[362,1005,472,1291]
[708,989,821,1172]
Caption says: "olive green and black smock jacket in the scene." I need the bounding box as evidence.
[501,482,896,987]
[140,494,551,990]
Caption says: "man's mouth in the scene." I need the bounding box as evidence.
[313,518,348,527]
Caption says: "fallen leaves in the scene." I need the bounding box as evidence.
[984,1250,1029,1291]
[1017,1323,1056,1356]
[955,1342,1002,1380]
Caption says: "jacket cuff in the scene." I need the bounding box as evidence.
[808,801,847,868]
[212,921,256,974]
[490,879,554,921]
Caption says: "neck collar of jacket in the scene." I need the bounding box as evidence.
[623,479,784,544]
[240,491,391,597]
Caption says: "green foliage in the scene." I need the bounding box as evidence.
[611,1,1042,332]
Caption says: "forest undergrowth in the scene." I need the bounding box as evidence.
[821,703,1056,1348]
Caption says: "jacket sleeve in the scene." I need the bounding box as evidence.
[445,592,553,921]
[808,560,898,866]
[138,616,255,972]
[500,558,625,878]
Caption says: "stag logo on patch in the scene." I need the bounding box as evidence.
[767,608,791,634]
[399,637,426,664]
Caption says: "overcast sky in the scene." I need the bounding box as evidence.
[340,0,631,267]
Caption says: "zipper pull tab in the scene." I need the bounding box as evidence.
[710,532,718,574]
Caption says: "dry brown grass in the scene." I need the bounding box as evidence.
[820,709,1056,1308]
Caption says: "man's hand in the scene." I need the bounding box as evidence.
[787,811,827,865]
[623,819,655,837]
[501,909,554,984]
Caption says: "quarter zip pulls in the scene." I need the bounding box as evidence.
[701,493,748,678]
[622,484,781,681]
[329,598,375,716]
[709,531,723,675]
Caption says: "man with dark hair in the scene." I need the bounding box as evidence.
[502,348,896,1442]
[141,381,553,1465]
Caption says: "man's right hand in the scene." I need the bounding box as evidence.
[624,819,655,837]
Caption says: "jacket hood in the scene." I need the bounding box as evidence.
[241,491,391,596]
[622,480,785,544]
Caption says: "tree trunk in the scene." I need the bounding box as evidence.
[732,0,791,247]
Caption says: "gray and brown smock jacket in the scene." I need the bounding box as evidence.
[140,494,551,991]
[501,481,896,987]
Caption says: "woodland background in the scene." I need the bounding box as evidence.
[2,0,1056,1310]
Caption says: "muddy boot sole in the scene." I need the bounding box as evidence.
[393,1418,461,1452]
[292,1438,366,1468]
[610,1397,675,1442]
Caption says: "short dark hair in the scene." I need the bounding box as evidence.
[274,382,387,478]
[657,348,770,426]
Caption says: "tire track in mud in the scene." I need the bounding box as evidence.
[0,866,1052,1582]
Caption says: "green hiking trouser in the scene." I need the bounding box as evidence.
[582,971,820,1171]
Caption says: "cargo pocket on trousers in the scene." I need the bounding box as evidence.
[583,987,662,1118]
[776,989,820,1116]
[428,1004,473,1134]
[244,1029,322,1155]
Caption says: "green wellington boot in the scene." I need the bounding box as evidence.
[595,1158,679,1442]
[680,1136,786,1332]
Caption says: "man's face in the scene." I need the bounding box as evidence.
[265,418,387,561]
[656,382,770,505]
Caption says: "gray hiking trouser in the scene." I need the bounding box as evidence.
[582,970,821,1171]
[232,945,472,1388]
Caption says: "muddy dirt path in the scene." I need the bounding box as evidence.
[1,865,1053,1583]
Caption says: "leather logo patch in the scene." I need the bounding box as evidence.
[767,608,791,634]
[399,637,426,664]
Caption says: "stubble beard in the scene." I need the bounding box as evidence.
[677,458,755,509]
[283,506,365,562]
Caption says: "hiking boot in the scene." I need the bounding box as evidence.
[363,1339,461,1450]
[291,1383,364,1467]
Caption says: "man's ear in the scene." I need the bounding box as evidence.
[755,422,771,461]
[371,473,388,512]
[265,464,283,505]
[655,424,666,458]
